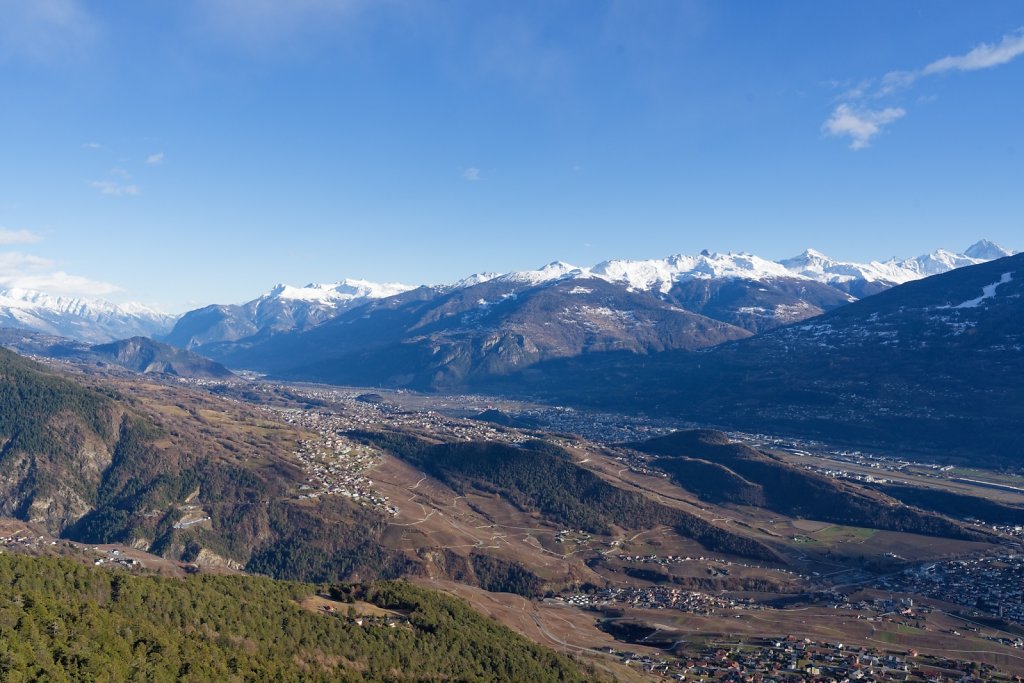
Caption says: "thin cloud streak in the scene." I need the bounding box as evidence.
[826,27,1024,149]
[924,28,1024,75]
[879,28,1024,95]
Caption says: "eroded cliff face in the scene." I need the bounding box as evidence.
[193,548,244,571]
[0,409,122,535]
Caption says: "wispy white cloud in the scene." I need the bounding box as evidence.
[0,270,122,296]
[91,180,140,196]
[145,152,165,166]
[0,251,121,297]
[0,0,97,63]
[823,104,906,150]
[0,233,121,298]
[826,27,1024,149]
[0,228,42,245]
[0,252,53,272]
[82,141,102,150]
[876,69,917,97]
[923,28,1024,75]
[876,30,1024,96]
[839,78,874,101]
[463,167,481,181]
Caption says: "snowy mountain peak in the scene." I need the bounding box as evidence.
[691,251,796,280]
[778,240,1014,288]
[964,239,1014,261]
[591,251,799,292]
[264,279,414,305]
[590,256,690,292]
[541,260,581,274]
[446,272,501,290]
[779,249,837,271]
[904,249,981,277]
[498,254,791,292]
[781,252,886,284]
[794,248,831,261]
[500,261,584,286]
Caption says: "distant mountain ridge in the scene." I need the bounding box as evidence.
[0,328,234,379]
[0,240,1012,352]
[168,240,1011,349]
[0,287,174,342]
[164,278,414,349]
[90,336,235,379]
[163,239,1015,388]
[463,239,1014,295]
[199,275,754,388]
[484,251,1024,464]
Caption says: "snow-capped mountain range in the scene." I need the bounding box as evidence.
[477,239,1016,295]
[498,252,812,292]
[225,238,1016,306]
[0,240,1015,345]
[158,239,1018,391]
[163,277,417,349]
[0,288,174,343]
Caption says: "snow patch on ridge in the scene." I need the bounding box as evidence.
[954,272,1014,309]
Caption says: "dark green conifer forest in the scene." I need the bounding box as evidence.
[0,553,595,681]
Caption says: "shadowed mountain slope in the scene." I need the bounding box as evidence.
[483,254,1024,463]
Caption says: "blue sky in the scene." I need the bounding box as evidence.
[0,1,1022,311]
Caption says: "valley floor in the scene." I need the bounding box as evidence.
[8,358,1024,680]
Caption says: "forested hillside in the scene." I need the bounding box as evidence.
[358,431,777,561]
[0,348,402,583]
[486,255,1024,464]
[633,430,986,540]
[0,553,595,681]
